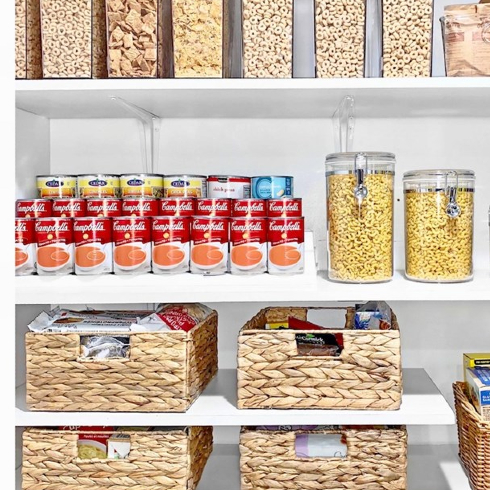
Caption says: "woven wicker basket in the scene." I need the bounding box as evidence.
[240,426,408,490]
[237,306,402,410]
[454,382,490,490]
[22,426,212,490]
[26,310,218,412]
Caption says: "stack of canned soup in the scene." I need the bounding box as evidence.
[15,174,305,277]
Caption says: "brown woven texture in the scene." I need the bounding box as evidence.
[26,310,218,412]
[240,426,408,490]
[454,382,490,490]
[237,307,402,410]
[22,426,213,490]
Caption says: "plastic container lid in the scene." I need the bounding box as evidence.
[325,152,395,174]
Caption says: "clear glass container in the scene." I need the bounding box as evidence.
[404,169,475,283]
[325,152,395,283]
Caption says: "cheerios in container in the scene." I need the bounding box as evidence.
[326,152,395,283]
[404,169,475,283]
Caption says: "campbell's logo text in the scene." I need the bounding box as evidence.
[231,222,264,232]
[113,221,148,232]
[153,221,185,232]
[269,222,302,232]
[74,221,106,233]
[269,202,300,212]
[193,221,225,232]
[35,221,70,233]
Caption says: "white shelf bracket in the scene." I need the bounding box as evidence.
[332,95,355,153]
[110,96,161,174]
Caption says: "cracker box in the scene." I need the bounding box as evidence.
[466,367,490,421]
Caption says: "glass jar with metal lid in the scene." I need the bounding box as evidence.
[404,169,475,283]
[325,152,395,283]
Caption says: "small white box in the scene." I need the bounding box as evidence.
[108,434,131,459]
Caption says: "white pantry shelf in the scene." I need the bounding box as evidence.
[15,78,490,119]
[15,368,455,427]
[15,444,471,490]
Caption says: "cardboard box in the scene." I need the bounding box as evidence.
[463,353,490,381]
[465,367,490,421]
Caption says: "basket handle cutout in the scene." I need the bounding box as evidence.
[78,335,131,361]
[295,433,348,459]
[294,332,344,358]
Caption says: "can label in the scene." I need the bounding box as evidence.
[35,218,74,275]
[112,217,151,274]
[37,175,77,198]
[122,198,159,217]
[267,198,302,217]
[86,198,122,217]
[152,217,190,274]
[230,217,267,275]
[207,176,251,199]
[15,218,36,275]
[74,218,113,275]
[52,198,87,218]
[232,199,267,217]
[195,198,231,217]
[252,176,294,199]
[77,175,120,198]
[120,174,164,198]
[190,217,229,275]
[267,217,304,275]
[159,198,195,217]
[16,199,52,218]
[164,176,207,198]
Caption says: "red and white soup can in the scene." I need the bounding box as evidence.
[112,217,151,275]
[190,217,229,275]
[230,217,267,275]
[207,175,251,199]
[267,217,304,275]
[52,198,87,218]
[73,218,113,275]
[159,197,195,217]
[195,198,231,217]
[15,218,36,275]
[152,217,190,274]
[35,217,74,276]
[86,198,122,218]
[122,197,159,217]
[232,199,267,217]
[267,198,302,218]
[16,199,52,218]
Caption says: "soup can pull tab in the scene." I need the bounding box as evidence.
[446,171,461,218]
[353,153,368,205]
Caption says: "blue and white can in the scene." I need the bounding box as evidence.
[252,176,294,199]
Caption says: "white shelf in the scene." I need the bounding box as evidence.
[16,368,455,426]
[15,78,490,119]
[15,444,471,490]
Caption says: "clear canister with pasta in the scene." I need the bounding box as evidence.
[404,169,475,283]
[326,152,395,283]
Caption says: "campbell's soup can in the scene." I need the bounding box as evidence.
[86,198,122,217]
[122,197,159,217]
[159,197,195,217]
[230,217,267,275]
[74,218,113,275]
[15,218,36,275]
[232,199,267,217]
[190,217,229,275]
[120,173,164,198]
[207,175,251,199]
[252,176,294,199]
[164,175,207,198]
[195,198,231,217]
[267,198,302,217]
[37,175,77,198]
[52,198,87,218]
[152,217,190,274]
[267,217,304,275]
[112,217,151,275]
[35,217,74,275]
[77,174,120,198]
[16,199,52,218]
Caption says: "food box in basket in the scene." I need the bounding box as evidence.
[237,306,402,410]
[240,426,408,490]
[25,304,218,412]
[22,426,213,490]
